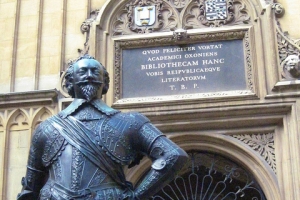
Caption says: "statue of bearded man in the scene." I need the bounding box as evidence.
[17,54,188,200]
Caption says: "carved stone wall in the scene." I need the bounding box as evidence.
[232,133,276,173]
[0,90,57,200]
[89,0,300,199]
[1,0,300,199]
[0,0,107,93]
[112,0,252,36]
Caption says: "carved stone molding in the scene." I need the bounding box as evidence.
[276,26,300,81]
[295,39,300,48]
[232,133,276,173]
[277,31,300,64]
[32,108,52,130]
[271,1,300,82]
[173,28,188,41]
[9,111,29,131]
[79,9,100,55]
[114,90,253,104]
[271,3,284,18]
[112,0,251,35]
[80,10,100,34]
[114,30,254,104]
[0,90,58,108]
[244,31,253,91]
[0,107,55,133]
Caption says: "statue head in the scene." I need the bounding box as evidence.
[65,54,109,101]
[282,55,300,79]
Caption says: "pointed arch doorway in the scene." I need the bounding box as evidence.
[152,151,266,200]
[127,133,280,200]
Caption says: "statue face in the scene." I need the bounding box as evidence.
[72,59,104,101]
[286,55,300,69]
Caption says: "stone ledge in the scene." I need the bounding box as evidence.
[0,89,59,108]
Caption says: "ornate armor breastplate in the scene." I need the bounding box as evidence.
[41,105,149,192]
[43,106,110,190]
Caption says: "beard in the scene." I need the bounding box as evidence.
[76,81,101,101]
[80,84,99,101]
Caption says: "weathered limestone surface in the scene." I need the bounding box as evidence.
[0,0,300,199]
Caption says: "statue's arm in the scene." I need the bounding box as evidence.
[17,124,48,200]
[132,122,188,200]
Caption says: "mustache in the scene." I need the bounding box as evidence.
[75,80,103,86]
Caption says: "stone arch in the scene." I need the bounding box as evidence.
[31,107,53,131]
[3,109,31,200]
[127,133,281,200]
[96,0,265,31]
[84,0,277,106]
[7,109,30,131]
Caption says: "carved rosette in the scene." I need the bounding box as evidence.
[232,133,276,173]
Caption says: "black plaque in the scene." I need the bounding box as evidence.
[122,40,246,98]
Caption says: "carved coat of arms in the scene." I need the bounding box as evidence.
[199,0,234,27]
[122,0,163,34]
[135,6,156,26]
[205,0,227,20]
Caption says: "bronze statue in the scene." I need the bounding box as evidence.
[18,54,188,200]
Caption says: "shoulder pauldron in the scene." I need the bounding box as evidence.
[40,120,68,167]
[100,112,149,165]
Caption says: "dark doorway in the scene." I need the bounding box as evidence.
[151,151,266,200]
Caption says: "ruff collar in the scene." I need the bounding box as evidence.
[59,99,120,118]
